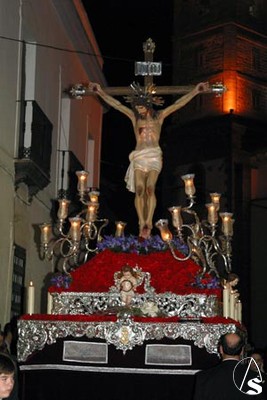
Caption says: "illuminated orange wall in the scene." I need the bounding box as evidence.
[222,71,237,114]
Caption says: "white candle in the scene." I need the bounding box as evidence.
[115,221,126,237]
[220,212,234,236]
[236,300,242,323]
[210,192,221,211]
[27,281,35,315]
[155,219,173,242]
[40,223,52,245]
[223,287,230,318]
[181,174,196,196]
[206,203,218,225]
[89,190,99,203]
[57,199,70,220]
[69,217,82,241]
[76,170,89,192]
[168,206,183,229]
[47,292,53,314]
[86,203,98,222]
[230,290,236,319]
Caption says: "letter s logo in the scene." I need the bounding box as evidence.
[234,357,263,395]
[246,377,262,395]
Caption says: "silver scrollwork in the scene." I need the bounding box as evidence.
[17,318,237,362]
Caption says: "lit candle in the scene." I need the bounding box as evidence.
[76,170,89,192]
[223,284,230,318]
[89,190,100,203]
[206,203,218,225]
[220,212,234,236]
[27,281,35,315]
[155,219,173,242]
[86,202,98,222]
[210,192,221,211]
[47,292,53,314]
[181,174,196,197]
[40,223,51,245]
[69,217,82,241]
[168,206,183,229]
[115,221,126,237]
[57,199,70,220]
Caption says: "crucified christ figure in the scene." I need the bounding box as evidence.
[89,81,210,239]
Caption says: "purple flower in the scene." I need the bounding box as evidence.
[51,273,72,289]
[97,234,188,255]
[192,275,220,289]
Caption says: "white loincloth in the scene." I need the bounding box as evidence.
[124,147,162,193]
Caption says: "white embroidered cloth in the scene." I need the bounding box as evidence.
[124,147,162,193]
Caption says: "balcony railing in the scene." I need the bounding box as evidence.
[15,101,52,200]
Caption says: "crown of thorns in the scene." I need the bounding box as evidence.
[124,82,164,107]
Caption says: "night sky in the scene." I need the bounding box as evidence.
[83,0,174,162]
[81,1,174,232]
[83,1,174,86]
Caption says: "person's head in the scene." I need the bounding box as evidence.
[228,273,239,287]
[135,104,149,116]
[219,332,245,360]
[124,82,163,116]
[121,265,135,278]
[0,354,15,399]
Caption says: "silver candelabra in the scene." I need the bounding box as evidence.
[156,174,234,277]
[40,170,108,273]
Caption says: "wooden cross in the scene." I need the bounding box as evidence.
[70,38,225,98]
[135,37,161,88]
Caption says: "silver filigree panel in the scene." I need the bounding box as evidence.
[51,292,218,318]
[17,317,237,362]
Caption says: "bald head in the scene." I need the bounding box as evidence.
[219,332,245,359]
[225,333,242,348]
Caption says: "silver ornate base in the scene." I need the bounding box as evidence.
[51,291,219,318]
[17,315,237,362]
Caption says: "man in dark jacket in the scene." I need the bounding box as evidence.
[193,332,265,399]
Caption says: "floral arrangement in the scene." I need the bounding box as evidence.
[97,234,188,255]
[192,275,221,289]
[49,247,221,297]
[50,272,72,289]
[140,301,160,317]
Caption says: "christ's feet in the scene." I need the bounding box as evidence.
[139,225,151,239]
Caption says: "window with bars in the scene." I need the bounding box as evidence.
[11,244,26,318]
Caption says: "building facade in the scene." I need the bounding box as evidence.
[0,0,106,326]
[162,0,267,346]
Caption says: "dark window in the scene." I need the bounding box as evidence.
[11,244,26,317]
[252,48,261,71]
[252,89,261,110]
